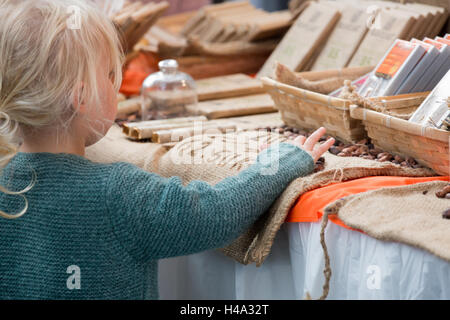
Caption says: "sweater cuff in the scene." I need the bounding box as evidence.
[255,143,315,178]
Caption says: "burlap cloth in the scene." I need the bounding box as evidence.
[156,131,436,266]
[85,124,167,172]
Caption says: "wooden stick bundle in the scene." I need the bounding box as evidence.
[123,116,208,140]
[152,123,237,144]
[112,1,169,54]
[181,1,293,44]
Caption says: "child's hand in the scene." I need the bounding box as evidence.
[260,127,335,163]
[289,127,335,163]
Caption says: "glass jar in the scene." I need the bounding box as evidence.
[141,59,197,120]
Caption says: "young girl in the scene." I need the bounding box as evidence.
[0,0,334,299]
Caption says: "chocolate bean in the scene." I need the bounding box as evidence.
[329,147,341,155]
[342,146,358,154]
[379,155,391,162]
[358,146,369,154]
[394,155,404,163]
[423,190,428,195]
[357,139,368,145]
[314,164,325,172]
[369,149,382,156]
[337,152,350,157]
[442,209,450,219]
[377,152,392,161]
[436,185,450,198]
[406,157,417,165]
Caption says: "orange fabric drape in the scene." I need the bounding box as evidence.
[287,176,449,232]
[120,52,159,96]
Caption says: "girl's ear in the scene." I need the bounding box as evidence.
[72,82,87,114]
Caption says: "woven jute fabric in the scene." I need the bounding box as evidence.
[158,130,435,266]
[85,124,167,172]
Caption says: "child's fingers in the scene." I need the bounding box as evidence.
[294,135,306,146]
[313,138,335,161]
[303,127,326,151]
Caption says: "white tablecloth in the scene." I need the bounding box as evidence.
[158,222,450,300]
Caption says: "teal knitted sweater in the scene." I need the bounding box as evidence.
[0,143,314,299]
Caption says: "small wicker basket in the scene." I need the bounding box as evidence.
[350,102,449,176]
[262,77,367,143]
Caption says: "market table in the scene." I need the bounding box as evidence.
[158,222,450,300]
[86,113,450,300]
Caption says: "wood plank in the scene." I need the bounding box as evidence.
[196,74,264,101]
[257,2,341,78]
[186,94,276,119]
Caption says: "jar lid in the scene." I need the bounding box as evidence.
[159,59,178,73]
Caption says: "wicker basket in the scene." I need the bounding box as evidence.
[262,77,368,143]
[350,102,449,176]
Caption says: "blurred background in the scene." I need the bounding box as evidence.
[141,0,289,15]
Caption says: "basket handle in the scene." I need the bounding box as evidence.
[349,105,449,142]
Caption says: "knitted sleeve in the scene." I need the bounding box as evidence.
[105,143,314,262]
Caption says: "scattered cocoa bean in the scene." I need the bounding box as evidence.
[369,149,382,156]
[436,185,450,198]
[394,155,404,163]
[422,190,428,195]
[442,209,450,219]
[379,155,392,162]
[314,164,325,172]
[358,145,369,153]
[256,126,426,171]
[356,139,368,145]
[406,157,417,166]
[338,152,350,157]
[377,152,387,159]
[329,147,341,155]
[342,146,358,154]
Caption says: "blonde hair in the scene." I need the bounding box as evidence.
[0,0,124,218]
